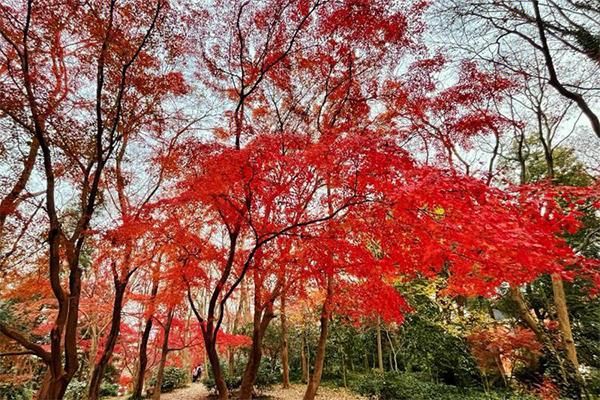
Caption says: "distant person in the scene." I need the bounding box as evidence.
[192,365,203,382]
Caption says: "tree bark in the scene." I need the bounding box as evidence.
[153,307,175,400]
[88,279,128,400]
[301,333,309,383]
[510,286,568,383]
[303,277,332,400]
[36,370,68,400]
[281,292,291,388]
[376,316,384,372]
[131,276,160,400]
[203,331,229,400]
[551,274,583,382]
[239,282,276,399]
[0,137,39,236]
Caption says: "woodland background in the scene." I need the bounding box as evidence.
[0,0,599,399]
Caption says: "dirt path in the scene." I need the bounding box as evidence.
[159,382,210,399]
[264,384,365,399]
[114,383,364,399]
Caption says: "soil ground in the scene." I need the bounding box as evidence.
[111,382,364,399]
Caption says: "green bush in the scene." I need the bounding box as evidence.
[99,381,119,397]
[585,367,600,396]
[64,380,87,400]
[202,359,279,393]
[0,382,32,400]
[201,364,241,393]
[254,359,280,390]
[148,366,188,393]
[350,372,536,400]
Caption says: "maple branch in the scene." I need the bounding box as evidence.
[213,197,365,341]
[0,322,51,363]
[0,351,35,357]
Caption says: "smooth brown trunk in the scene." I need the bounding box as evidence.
[36,370,68,400]
[131,276,160,399]
[551,274,583,384]
[239,299,276,399]
[88,280,128,400]
[228,348,236,376]
[87,326,99,387]
[281,293,290,388]
[303,277,332,400]
[131,316,153,399]
[0,137,39,236]
[510,286,568,383]
[153,307,175,400]
[203,329,229,400]
[301,333,309,383]
[303,307,330,400]
[376,316,384,372]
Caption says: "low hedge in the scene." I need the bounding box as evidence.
[148,366,188,393]
[350,372,537,400]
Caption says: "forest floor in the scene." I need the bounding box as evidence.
[115,382,364,399]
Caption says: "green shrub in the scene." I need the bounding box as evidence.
[587,367,600,396]
[0,382,32,400]
[99,381,119,397]
[254,359,280,390]
[201,364,241,393]
[350,372,536,400]
[202,359,279,393]
[148,366,188,393]
[64,380,87,400]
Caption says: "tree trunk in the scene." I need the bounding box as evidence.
[228,348,236,376]
[239,300,276,399]
[376,316,384,372]
[87,325,99,387]
[202,330,229,400]
[88,280,128,400]
[340,346,347,388]
[0,137,39,236]
[551,274,583,383]
[131,277,160,400]
[301,333,309,383]
[281,292,290,388]
[510,286,568,383]
[36,370,68,400]
[303,277,332,400]
[302,306,330,400]
[153,307,175,400]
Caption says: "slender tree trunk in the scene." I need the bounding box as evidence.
[88,279,128,400]
[36,370,67,400]
[228,282,246,375]
[303,277,332,400]
[340,346,347,388]
[385,329,398,372]
[302,307,330,400]
[281,292,290,388]
[301,333,309,383]
[376,316,384,372]
[0,137,39,236]
[204,337,229,400]
[131,277,160,400]
[87,325,99,387]
[153,307,175,400]
[228,348,235,376]
[131,317,153,399]
[239,297,276,399]
[510,286,568,383]
[551,274,583,383]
